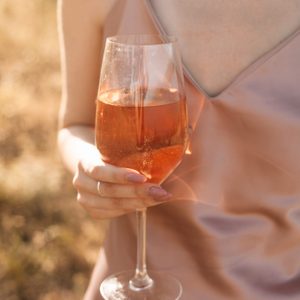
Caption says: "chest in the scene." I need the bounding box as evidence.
[150,0,300,96]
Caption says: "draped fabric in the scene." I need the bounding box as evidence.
[100,1,300,299]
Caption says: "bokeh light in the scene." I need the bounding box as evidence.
[0,1,106,299]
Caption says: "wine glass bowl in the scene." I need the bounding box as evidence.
[95,35,187,300]
[95,87,187,184]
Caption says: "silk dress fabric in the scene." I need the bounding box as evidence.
[99,1,300,299]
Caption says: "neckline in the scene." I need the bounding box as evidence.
[144,0,300,100]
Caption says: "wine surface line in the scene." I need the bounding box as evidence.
[95,87,188,183]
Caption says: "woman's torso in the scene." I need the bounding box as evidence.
[102,0,300,96]
[99,1,300,299]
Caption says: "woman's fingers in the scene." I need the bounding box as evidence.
[73,171,170,199]
[74,158,172,219]
[96,181,171,199]
[78,192,148,210]
[77,191,171,218]
[79,159,146,184]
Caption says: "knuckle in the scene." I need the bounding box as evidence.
[86,164,97,176]
[76,193,89,208]
[81,159,100,178]
[91,165,106,180]
[72,173,80,188]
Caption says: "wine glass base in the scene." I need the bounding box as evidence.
[100,270,182,300]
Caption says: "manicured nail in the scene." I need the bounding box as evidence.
[125,173,147,183]
[148,186,171,199]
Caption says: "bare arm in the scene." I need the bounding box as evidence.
[57,0,107,173]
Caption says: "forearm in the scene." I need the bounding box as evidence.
[57,0,108,176]
[58,125,99,174]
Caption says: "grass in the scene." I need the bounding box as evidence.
[0,1,106,299]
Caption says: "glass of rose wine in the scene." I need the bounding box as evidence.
[95,35,188,300]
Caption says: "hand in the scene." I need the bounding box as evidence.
[72,157,172,219]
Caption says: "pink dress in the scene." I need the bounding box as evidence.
[98,1,300,299]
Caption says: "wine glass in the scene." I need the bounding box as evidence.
[95,35,188,300]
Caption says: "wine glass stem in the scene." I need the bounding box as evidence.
[130,208,153,290]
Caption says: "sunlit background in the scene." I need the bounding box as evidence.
[0,1,106,299]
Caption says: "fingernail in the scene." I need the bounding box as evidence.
[148,186,171,199]
[125,173,147,183]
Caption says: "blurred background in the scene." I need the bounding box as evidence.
[0,1,106,299]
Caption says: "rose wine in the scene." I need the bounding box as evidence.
[95,88,188,183]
